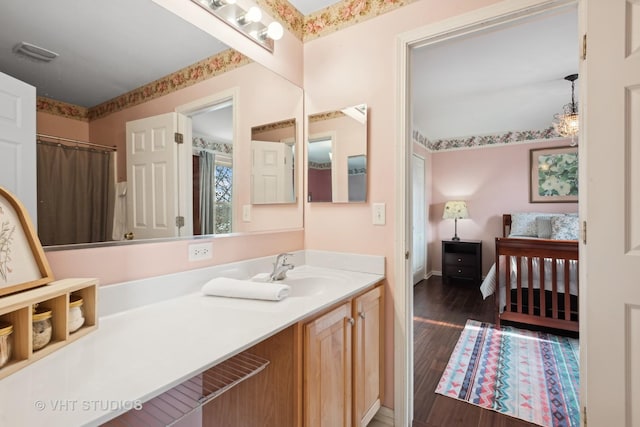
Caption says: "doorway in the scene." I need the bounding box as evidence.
[395,1,580,425]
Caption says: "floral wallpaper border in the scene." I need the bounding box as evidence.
[413,128,564,152]
[309,110,345,122]
[252,118,296,133]
[37,97,89,122]
[193,136,233,154]
[309,161,332,169]
[303,0,417,42]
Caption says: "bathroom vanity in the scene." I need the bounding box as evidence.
[0,251,384,427]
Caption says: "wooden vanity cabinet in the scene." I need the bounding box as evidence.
[353,285,383,427]
[302,284,384,427]
[304,301,353,427]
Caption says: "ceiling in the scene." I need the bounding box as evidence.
[0,0,228,108]
[411,6,578,141]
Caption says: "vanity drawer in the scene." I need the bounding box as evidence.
[443,253,477,267]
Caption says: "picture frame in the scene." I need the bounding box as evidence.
[0,187,54,297]
[529,146,578,203]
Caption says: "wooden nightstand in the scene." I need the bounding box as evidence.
[441,240,482,285]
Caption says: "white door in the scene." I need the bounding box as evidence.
[584,0,640,424]
[0,72,36,223]
[251,140,292,203]
[125,112,191,240]
[412,154,426,284]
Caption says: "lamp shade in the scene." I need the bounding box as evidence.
[442,200,469,219]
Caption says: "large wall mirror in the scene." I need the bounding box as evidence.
[0,0,304,247]
[307,104,368,203]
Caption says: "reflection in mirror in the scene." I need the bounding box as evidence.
[0,0,303,247]
[191,101,234,235]
[307,104,368,203]
[348,155,367,202]
[251,119,296,204]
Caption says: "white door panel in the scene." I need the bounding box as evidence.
[584,0,640,424]
[251,140,292,203]
[0,72,36,223]
[126,112,189,240]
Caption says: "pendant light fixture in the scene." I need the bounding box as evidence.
[552,74,579,145]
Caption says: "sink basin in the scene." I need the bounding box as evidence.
[281,276,330,297]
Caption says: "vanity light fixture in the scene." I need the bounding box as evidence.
[237,6,262,25]
[191,0,283,52]
[552,74,579,145]
[208,0,236,8]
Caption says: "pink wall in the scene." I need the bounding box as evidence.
[37,113,89,141]
[46,230,304,285]
[303,0,501,408]
[429,138,578,275]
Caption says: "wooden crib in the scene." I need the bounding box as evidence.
[495,214,579,332]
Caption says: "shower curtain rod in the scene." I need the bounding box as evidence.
[36,133,117,151]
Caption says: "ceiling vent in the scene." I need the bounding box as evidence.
[12,42,59,63]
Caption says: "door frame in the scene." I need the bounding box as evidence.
[394,0,578,424]
[176,87,238,235]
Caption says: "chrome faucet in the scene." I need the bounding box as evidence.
[270,253,294,281]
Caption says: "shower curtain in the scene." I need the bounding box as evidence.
[37,141,116,246]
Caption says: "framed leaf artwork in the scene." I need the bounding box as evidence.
[529,146,578,203]
[0,187,54,297]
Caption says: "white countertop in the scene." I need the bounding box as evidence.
[0,264,383,427]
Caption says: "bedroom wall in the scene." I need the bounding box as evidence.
[429,138,579,276]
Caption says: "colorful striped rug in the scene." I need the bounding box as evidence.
[435,320,580,427]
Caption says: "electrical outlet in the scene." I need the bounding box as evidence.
[372,203,386,225]
[188,242,212,262]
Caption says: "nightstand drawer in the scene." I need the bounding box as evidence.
[444,265,477,278]
[443,253,477,267]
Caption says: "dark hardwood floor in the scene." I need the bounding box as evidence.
[412,275,537,427]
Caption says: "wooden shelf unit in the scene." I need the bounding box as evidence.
[0,278,98,380]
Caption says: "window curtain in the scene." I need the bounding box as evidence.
[199,151,216,235]
[36,142,115,246]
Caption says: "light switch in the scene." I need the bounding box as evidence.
[372,203,386,225]
[242,204,251,222]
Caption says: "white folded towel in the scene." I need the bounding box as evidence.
[201,277,290,301]
[250,273,272,282]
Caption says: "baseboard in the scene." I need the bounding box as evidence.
[372,406,394,426]
[431,270,442,276]
[425,271,433,280]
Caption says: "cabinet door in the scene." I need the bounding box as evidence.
[353,286,383,427]
[304,302,352,427]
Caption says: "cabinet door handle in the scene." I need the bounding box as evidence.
[347,317,355,325]
[458,269,462,273]
[359,312,366,319]
[457,258,462,262]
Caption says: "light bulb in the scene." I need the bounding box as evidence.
[266,22,284,40]
[245,6,262,23]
